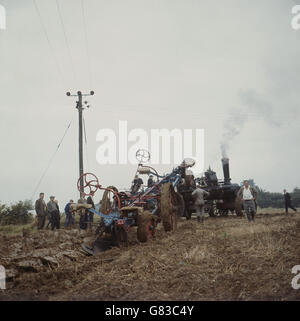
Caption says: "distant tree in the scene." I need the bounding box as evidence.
[240,179,255,187]
[0,200,34,225]
[291,188,300,207]
[0,202,8,218]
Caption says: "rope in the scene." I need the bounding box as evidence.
[30,119,73,200]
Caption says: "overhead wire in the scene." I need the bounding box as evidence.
[81,0,93,89]
[83,115,90,172]
[55,0,78,86]
[30,118,74,200]
[32,0,66,89]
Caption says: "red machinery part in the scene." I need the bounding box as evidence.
[77,172,100,197]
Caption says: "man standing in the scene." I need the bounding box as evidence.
[86,196,95,230]
[131,175,144,194]
[237,181,258,222]
[35,192,47,230]
[47,196,58,231]
[64,200,74,228]
[53,199,60,230]
[147,175,154,188]
[192,185,210,223]
[78,198,88,230]
[283,189,297,214]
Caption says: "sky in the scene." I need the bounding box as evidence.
[0,0,300,206]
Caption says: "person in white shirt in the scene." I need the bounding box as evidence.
[237,181,258,222]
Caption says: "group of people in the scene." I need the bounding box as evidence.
[192,181,297,224]
[35,181,297,231]
[35,193,61,230]
[35,193,95,231]
[130,174,155,194]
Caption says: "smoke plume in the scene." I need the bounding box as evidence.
[220,89,281,158]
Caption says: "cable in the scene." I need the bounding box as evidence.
[81,0,93,88]
[30,119,73,200]
[55,0,77,84]
[32,0,66,88]
[83,116,90,171]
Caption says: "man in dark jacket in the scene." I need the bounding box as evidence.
[147,175,154,188]
[35,193,47,230]
[131,175,144,194]
[86,196,95,230]
[53,199,60,229]
[78,198,88,230]
[283,189,297,214]
[47,196,59,231]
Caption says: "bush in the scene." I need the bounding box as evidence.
[0,200,34,225]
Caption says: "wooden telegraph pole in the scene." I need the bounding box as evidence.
[66,90,94,198]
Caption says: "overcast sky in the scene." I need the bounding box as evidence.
[0,0,299,205]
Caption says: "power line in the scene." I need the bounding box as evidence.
[81,0,93,88]
[55,0,77,85]
[30,119,73,200]
[32,0,66,88]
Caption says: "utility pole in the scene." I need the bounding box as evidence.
[66,90,94,198]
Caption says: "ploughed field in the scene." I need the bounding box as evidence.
[0,212,300,301]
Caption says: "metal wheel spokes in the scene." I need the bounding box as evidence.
[136,149,151,164]
[78,172,100,197]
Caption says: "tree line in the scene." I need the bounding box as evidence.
[242,180,300,208]
[0,200,34,225]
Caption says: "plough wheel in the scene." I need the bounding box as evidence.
[137,211,155,243]
[175,192,185,218]
[161,182,178,232]
[235,196,243,217]
[100,185,118,214]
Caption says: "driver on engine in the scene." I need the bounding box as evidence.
[131,175,144,194]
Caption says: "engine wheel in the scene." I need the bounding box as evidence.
[220,209,229,217]
[137,211,155,242]
[234,197,243,216]
[207,201,217,217]
[160,183,178,232]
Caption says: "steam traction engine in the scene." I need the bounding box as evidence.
[199,158,242,217]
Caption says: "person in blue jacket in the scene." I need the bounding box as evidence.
[64,200,74,228]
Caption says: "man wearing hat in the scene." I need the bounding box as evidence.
[47,196,59,231]
[35,192,47,230]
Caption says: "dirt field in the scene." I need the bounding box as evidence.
[1,212,300,301]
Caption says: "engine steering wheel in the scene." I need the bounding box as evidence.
[77,172,100,197]
[136,149,151,164]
